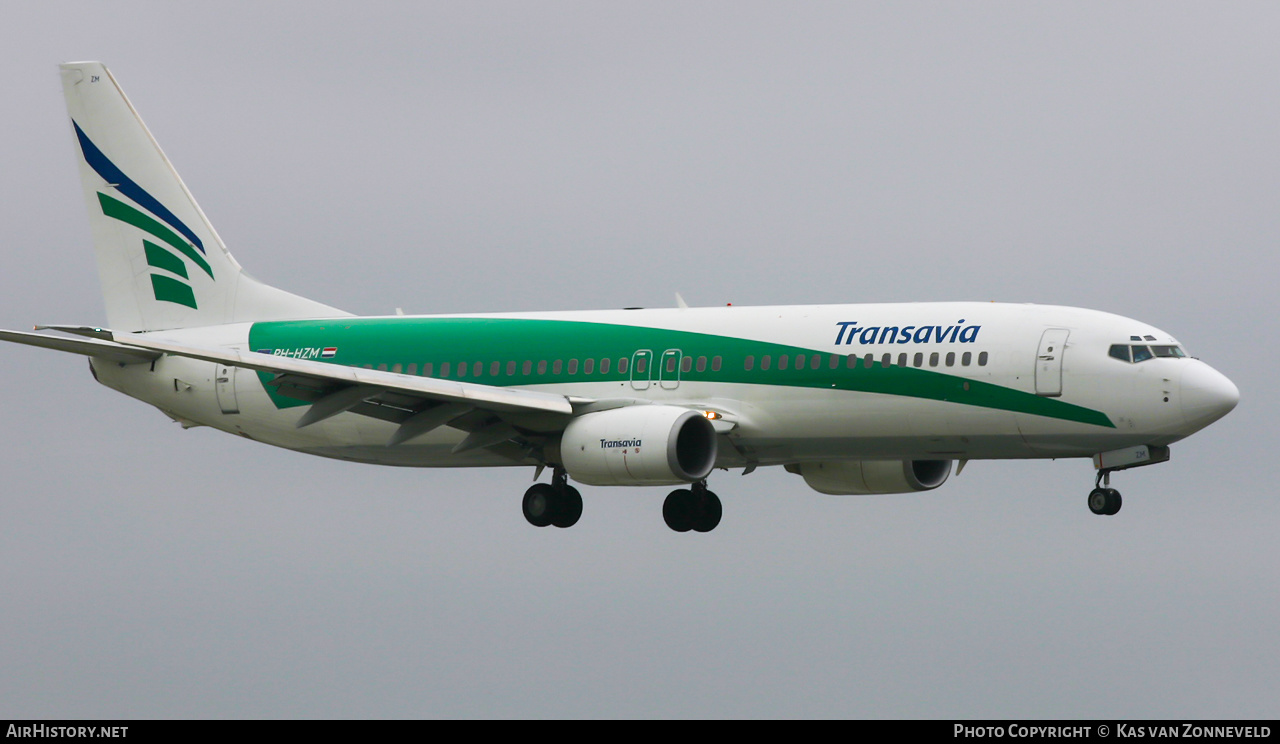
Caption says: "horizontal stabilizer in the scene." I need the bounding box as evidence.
[34,325,115,341]
[0,328,160,364]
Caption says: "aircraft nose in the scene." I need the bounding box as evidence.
[1180,361,1239,431]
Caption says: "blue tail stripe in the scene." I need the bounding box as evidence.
[73,120,206,255]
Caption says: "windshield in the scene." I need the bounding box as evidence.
[1109,343,1186,363]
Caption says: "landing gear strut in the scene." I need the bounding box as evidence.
[522,468,582,528]
[663,481,722,533]
[1088,470,1122,516]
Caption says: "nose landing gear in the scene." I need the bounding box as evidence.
[1088,470,1122,516]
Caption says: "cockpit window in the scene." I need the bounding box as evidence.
[1111,342,1186,363]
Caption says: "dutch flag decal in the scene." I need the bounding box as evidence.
[321,347,338,358]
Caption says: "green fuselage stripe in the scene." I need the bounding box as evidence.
[248,317,1115,428]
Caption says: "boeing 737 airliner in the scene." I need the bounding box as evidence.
[0,62,1239,532]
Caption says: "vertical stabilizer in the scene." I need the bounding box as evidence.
[60,62,347,331]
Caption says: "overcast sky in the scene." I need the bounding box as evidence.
[1,1,1277,718]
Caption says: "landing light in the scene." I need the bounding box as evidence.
[703,411,721,420]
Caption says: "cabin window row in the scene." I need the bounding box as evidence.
[354,350,988,378]
[358,355,725,378]
[743,351,988,371]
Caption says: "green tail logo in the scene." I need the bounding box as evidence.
[75,121,213,309]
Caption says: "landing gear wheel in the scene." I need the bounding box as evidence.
[551,486,583,528]
[523,483,557,527]
[664,484,722,533]
[1104,488,1122,515]
[692,490,722,533]
[1088,487,1122,516]
[663,489,695,532]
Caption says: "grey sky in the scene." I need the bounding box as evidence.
[1,2,1276,718]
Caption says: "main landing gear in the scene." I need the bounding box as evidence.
[663,481,722,533]
[1087,470,1122,516]
[521,470,723,532]
[522,468,582,528]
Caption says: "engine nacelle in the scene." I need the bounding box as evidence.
[797,459,952,495]
[560,406,717,486]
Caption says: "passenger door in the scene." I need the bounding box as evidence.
[215,363,240,414]
[1035,329,1070,397]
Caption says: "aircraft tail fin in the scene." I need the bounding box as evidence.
[60,61,347,331]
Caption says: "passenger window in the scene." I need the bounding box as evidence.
[584,358,594,375]
[440,362,451,377]
[391,363,402,374]
[408,363,418,376]
[929,352,939,368]
[423,362,433,377]
[945,352,955,367]
[553,360,563,375]
[712,356,722,372]
[537,360,547,375]
[491,361,500,376]
[913,353,923,367]
[829,355,839,369]
[761,355,772,371]
[898,353,907,367]
[881,353,891,367]
[846,354,857,369]
[681,356,692,373]
[522,360,532,375]
[978,352,989,366]
[457,362,466,378]
[1131,346,1154,363]
[696,356,707,372]
[812,354,822,369]
[961,352,971,366]
[507,361,516,376]
[863,353,873,369]
[744,355,755,371]
[778,354,789,370]
[473,361,482,377]
[1109,345,1131,362]
[795,354,806,370]
[634,357,644,374]
[599,358,610,374]
[377,363,388,372]
[618,357,628,374]
[567,359,578,375]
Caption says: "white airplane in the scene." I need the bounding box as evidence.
[1,62,1240,532]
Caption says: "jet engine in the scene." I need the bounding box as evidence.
[560,405,717,486]
[795,459,952,495]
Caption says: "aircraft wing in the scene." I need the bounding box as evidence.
[109,332,580,452]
